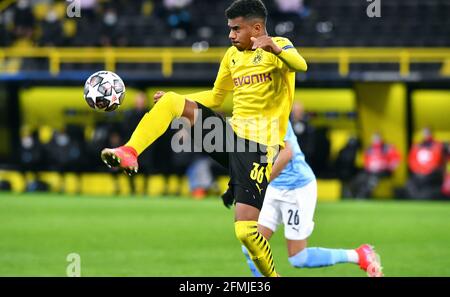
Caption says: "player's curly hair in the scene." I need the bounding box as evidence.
[225,0,268,22]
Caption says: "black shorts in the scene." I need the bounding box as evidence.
[186,102,274,210]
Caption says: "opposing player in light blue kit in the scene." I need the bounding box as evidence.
[240,122,383,277]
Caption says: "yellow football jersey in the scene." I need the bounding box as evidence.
[212,37,307,148]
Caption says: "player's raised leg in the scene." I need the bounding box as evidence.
[101,91,198,175]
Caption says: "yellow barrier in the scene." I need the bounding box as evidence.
[1,47,449,77]
[63,173,80,195]
[80,173,116,196]
[0,171,343,201]
[117,174,131,196]
[147,175,166,196]
[316,180,342,202]
[38,172,62,193]
[0,170,26,193]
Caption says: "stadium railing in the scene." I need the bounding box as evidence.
[1,47,450,77]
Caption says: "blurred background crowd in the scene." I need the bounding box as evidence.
[0,0,449,200]
[2,0,449,48]
[15,90,450,200]
[0,0,448,81]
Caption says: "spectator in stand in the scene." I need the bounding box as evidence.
[335,136,360,197]
[363,133,401,174]
[45,128,83,172]
[275,0,309,17]
[100,7,128,47]
[402,128,446,199]
[20,129,44,171]
[269,0,310,25]
[0,13,12,46]
[122,92,153,175]
[408,128,445,176]
[290,101,315,167]
[123,92,149,137]
[290,101,330,177]
[160,0,193,41]
[39,8,64,46]
[12,0,35,41]
[441,145,450,198]
[349,132,401,199]
[79,0,98,21]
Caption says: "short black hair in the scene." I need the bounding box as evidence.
[225,0,268,22]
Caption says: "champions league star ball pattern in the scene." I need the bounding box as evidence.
[84,71,126,112]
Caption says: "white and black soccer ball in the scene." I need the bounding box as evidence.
[84,70,126,112]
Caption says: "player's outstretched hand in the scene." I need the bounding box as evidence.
[250,36,282,55]
[221,187,234,209]
[154,91,165,103]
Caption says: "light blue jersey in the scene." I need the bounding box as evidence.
[270,122,315,190]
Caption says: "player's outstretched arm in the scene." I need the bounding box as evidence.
[251,36,308,72]
[270,141,293,181]
[276,47,308,72]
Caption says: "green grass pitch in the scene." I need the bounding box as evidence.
[0,193,449,276]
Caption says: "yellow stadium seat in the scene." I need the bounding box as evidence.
[372,179,394,200]
[53,2,67,19]
[355,151,364,168]
[84,125,95,142]
[63,19,77,38]
[147,175,166,197]
[32,2,50,21]
[317,179,342,202]
[24,171,36,183]
[38,172,62,193]
[166,175,180,196]
[117,174,131,196]
[179,176,191,197]
[440,59,450,76]
[0,170,26,193]
[142,1,153,16]
[130,175,146,196]
[80,173,116,196]
[217,176,230,194]
[63,173,80,195]
[329,130,353,161]
[38,126,54,145]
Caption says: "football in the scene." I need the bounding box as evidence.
[83,70,126,112]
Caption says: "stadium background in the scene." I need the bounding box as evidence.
[0,0,449,276]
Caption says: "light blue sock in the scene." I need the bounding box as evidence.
[289,247,350,268]
[241,245,263,277]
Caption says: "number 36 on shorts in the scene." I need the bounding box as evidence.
[250,162,272,184]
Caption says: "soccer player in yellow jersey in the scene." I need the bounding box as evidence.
[100,0,307,277]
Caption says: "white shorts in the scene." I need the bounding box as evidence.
[258,180,317,240]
